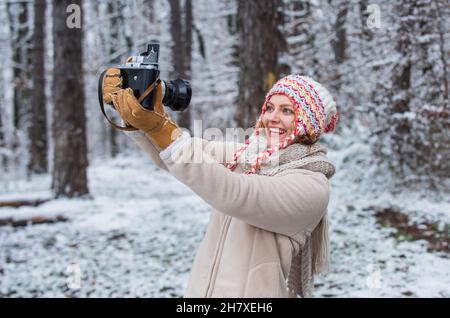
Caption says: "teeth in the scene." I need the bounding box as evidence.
[269,128,286,134]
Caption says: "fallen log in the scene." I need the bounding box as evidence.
[0,198,51,208]
[0,215,67,227]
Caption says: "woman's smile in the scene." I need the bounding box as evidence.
[267,127,287,138]
[262,94,295,148]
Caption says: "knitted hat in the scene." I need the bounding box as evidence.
[226,74,339,173]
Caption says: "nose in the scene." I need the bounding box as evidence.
[267,108,281,123]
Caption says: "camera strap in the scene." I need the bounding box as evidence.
[138,78,161,104]
[98,70,138,131]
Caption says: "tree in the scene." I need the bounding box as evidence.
[435,1,449,107]
[6,1,32,131]
[235,0,286,128]
[28,0,48,174]
[145,0,155,24]
[106,0,121,157]
[329,0,348,121]
[6,1,33,171]
[331,2,348,65]
[0,109,5,170]
[370,0,450,187]
[184,0,192,80]
[358,0,374,43]
[51,0,89,197]
[169,0,192,130]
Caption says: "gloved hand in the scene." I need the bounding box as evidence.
[102,68,182,150]
[102,68,122,104]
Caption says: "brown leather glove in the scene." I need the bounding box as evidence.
[102,68,122,104]
[102,68,182,150]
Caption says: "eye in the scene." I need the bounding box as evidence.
[283,108,294,115]
[266,105,274,112]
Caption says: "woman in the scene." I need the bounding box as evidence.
[102,69,339,298]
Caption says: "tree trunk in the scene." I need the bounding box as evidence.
[184,0,192,77]
[7,2,32,170]
[235,0,285,128]
[119,0,133,54]
[6,2,27,129]
[329,2,348,97]
[332,3,348,64]
[435,0,449,107]
[169,0,192,130]
[107,1,119,157]
[7,2,31,130]
[145,0,155,23]
[28,0,48,174]
[169,0,183,75]
[390,1,414,162]
[359,0,374,42]
[51,0,89,198]
[0,109,5,170]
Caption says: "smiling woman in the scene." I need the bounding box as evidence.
[226,74,339,174]
[105,72,339,298]
[262,95,296,148]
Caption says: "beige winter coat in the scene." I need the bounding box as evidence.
[127,131,334,298]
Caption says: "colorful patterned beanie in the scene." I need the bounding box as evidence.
[226,74,339,174]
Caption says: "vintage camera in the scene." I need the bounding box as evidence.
[105,42,191,111]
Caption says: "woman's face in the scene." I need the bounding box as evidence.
[261,94,296,148]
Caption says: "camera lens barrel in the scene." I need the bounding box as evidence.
[162,79,192,112]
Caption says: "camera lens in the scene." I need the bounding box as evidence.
[162,79,192,111]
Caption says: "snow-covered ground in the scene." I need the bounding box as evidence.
[1,128,449,297]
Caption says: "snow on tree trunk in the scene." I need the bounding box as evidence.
[106,0,121,158]
[7,2,32,131]
[169,0,192,130]
[28,0,48,174]
[6,1,33,172]
[370,0,450,188]
[51,0,89,198]
[0,105,5,170]
[235,0,286,128]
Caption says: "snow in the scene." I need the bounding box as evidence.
[1,124,449,298]
[1,0,449,298]
[312,123,450,298]
[0,154,209,297]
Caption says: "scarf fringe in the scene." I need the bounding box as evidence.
[312,216,330,275]
[287,214,330,298]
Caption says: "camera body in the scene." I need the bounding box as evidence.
[117,42,191,111]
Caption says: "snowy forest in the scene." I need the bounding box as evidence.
[0,0,449,297]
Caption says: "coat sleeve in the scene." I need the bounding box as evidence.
[124,130,168,171]
[203,140,243,163]
[161,137,330,237]
[126,130,242,170]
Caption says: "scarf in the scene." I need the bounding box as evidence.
[232,134,335,298]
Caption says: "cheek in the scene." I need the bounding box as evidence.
[282,116,295,131]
